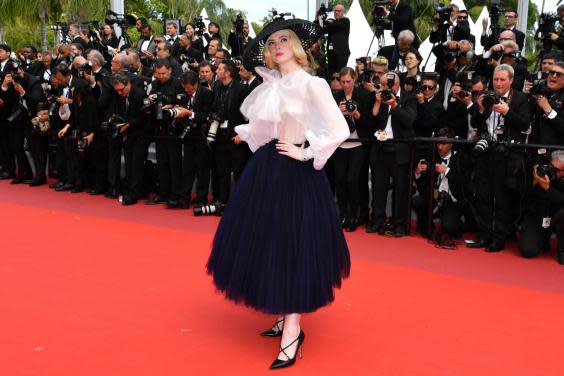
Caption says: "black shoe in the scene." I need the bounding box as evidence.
[29,177,47,187]
[166,199,180,208]
[104,189,118,199]
[0,171,15,180]
[49,181,65,189]
[269,330,305,370]
[71,186,84,193]
[55,183,74,192]
[485,241,505,252]
[366,221,383,234]
[466,239,490,249]
[10,177,30,184]
[145,195,167,205]
[558,252,564,265]
[393,226,408,238]
[89,189,105,195]
[341,217,349,229]
[121,195,138,206]
[260,317,284,337]
[344,218,359,232]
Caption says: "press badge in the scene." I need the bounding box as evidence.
[543,217,551,228]
[375,130,388,141]
[328,43,334,51]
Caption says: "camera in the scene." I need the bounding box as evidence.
[380,73,396,101]
[100,113,127,138]
[105,10,137,28]
[538,163,558,181]
[345,99,358,112]
[46,94,60,117]
[207,112,222,145]
[528,71,552,97]
[78,62,93,77]
[317,3,331,21]
[179,54,196,64]
[434,4,453,25]
[69,129,89,152]
[536,13,559,52]
[473,133,492,153]
[234,14,245,35]
[8,61,23,84]
[404,74,422,93]
[371,1,391,30]
[193,202,225,216]
[482,91,501,110]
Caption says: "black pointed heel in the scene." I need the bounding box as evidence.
[260,317,284,337]
[269,330,305,370]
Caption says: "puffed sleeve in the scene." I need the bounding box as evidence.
[304,77,350,170]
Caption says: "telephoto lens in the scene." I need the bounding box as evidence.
[193,203,225,216]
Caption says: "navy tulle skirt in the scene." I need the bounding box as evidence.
[206,140,351,314]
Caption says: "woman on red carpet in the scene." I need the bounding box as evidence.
[206,18,351,370]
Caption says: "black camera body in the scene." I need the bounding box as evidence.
[8,61,24,84]
[473,132,492,153]
[234,14,245,35]
[371,1,391,30]
[405,74,423,94]
[193,16,206,37]
[78,62,93,77]
[380,73,396,101]
[482,91,501,110]
[538,164,558,181]
[345,99,358,112]
[100,113,127,138]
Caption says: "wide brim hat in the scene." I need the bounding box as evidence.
[243,18,323,72]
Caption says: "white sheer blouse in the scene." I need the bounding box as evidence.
[235,67,350,170]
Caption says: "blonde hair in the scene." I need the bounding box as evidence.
[263,29,308,70]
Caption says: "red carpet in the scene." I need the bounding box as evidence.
[2,181,564,375]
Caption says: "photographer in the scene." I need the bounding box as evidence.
[378,30,415,72]
[468,64,531,252]
[228,18,253,58]
[82,50,110,100]
[164,22,181,57]
[444,75,487,140]
[529,61,564,147]
[185,23,205,53]
[413,74,444,138]
[56,79,97,193]
[519,151,564,264]
[209,60,247,205]
[204,22,223,46]
[412,127,472,239]
[318,3,350,75]
[169,71,214,208]
[0,44,15,180]
[69,24,88,51]
[176,34,203,72]
[481,9,525,52]
[333,67,372,232]
[376,0,418,47]
[198,60,215,90]
[435,39,475,107]
[28,50,53,84]
[155,42,183,77]
[477,39,528,91]
[101,73,147,205]
[0,61,43,184]
[430,4,472,45]
[136,24,156,70]
[145,59,184,205]
[367,71,417,236]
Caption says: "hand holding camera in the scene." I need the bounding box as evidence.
[534,95,552,114]
[533,165,552,191]
[382,92,397,109]
[435,163,448,174]
[492,99,509,115]
[415,159,428,175]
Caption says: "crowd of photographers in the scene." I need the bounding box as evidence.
[1,1,564,264]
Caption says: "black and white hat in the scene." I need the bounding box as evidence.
[243,18,323,72]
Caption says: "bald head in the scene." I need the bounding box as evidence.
[499,30,516,43]
[334,4,346,19]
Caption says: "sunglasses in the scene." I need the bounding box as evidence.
[421,85,435,91]
[457,16,468,20]
[548,70,564,78]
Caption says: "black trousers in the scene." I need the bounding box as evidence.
[64,137,86,187]
[90,134,109,192]
[519,208,564,258]
[10,124,32,179]
[358,144,371,219]
[155,136,182,200]
[473,150,524,244]
[412,193,464,238]
[127,134,149,199]
[107,134,125,191]
[212,135,234,204]
[29,130,49,180]
[54,136,67,183]
[334,146,366,219]
[232,142,251,182]
[182,131,210,204]
[370,146,410,229]
[0,122,15,175]
[328,52,350,76]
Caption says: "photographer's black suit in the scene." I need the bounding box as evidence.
[323,17,350,75]
[369,89,417,232]
[529,88,564,147]
[228,32,253,58]
[389,3,419,47]
[470,89,531,248]
[149,77,185,202]
[412,150,473,237]
[211,79,247,204]
[181,85,214,206]
[443,100,478,139]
